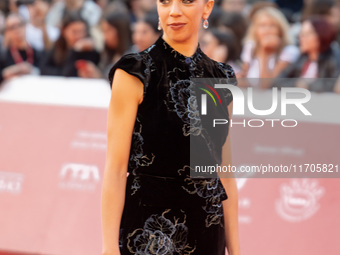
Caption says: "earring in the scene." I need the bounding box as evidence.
[158,21,162,31]
[203,19,209,29]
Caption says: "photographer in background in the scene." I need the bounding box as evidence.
[46,0,102,28]
[77,12,132,79]
[0,13,40,83]
[40,12,99,77]
[25,0,60,51]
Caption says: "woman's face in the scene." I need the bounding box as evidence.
[200,31,218,58]
[133,21,160,51]
[5,15,26,45]
[299,21,319,54]
[101,20,118,49]
[255,14,281,50]
[63,21,87,47]
[201,31,228,62]
[221,0,246,14]
[157,0,214,44]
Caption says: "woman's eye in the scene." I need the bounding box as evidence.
[159,0,170,4]
[183,0,195,3]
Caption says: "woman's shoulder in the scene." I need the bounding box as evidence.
[108,46,156,87]
[200,55,238,106]
[207,56,237,83]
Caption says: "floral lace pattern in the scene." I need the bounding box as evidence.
[167,79,203,136]
[178,165,226,228]
[129,119,155,195]
[127,209,196,255]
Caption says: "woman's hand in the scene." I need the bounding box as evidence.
[260,34,281,52]
[76,60,102,78]
[2,62,33,80]
[74,38,95,51]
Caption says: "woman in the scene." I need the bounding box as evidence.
[25,0,60,51]
[201,28,242,76]
[217,11,248,60]
[46,0,102,28]
[0,13,40,83]
[40,12,99,77]
[278,16,340,92]
[101,0,240,254]
[240,7,299,82]
[77,12,132,79]
[132,11,162,52]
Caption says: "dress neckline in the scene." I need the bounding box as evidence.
[155,35,202,64]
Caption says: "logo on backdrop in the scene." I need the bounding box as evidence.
[59,163,100,191]
[275,179,324,222]
[0,171,24,194]
[199,83,223,115]
[196,79,312,128]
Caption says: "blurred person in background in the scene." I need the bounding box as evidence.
[247,1,278,19]
[240,7,299,84]
[8,0,18,13]
[201,28,242,75]
[0,13,40,83]
[40,12,99,77]
[0,1,9,16]
[46,0,102,28]
[302,0,340,64]
[0,10,5,46]
[278,16,340,92]
[274,0,304,15]
[77,12,132,79]
[9,0,31,21]
[25,0,60,51]
[221,0,250,16]
[131,11,161,52]
[94,0,109,10]
[217,11,248,60]
[98,0,129,17]
[334,75,340,93]
[125,0,156,23]
[303,0,340,30]
[205,4,224,28]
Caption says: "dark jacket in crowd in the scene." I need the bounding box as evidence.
[0,47,41,83]
[40,47,100,77]
[277,48,340,92]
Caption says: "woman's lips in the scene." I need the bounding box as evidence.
[168,23,186,30]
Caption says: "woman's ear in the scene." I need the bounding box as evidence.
[202,0,215,20]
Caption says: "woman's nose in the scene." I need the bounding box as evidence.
[169,1,183,17]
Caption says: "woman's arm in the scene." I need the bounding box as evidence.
[218,102,241,255]
[101,68,143,255]
[334,76,340,94]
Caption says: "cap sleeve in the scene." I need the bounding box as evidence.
[217,62,238,107]
[108,53,148,90]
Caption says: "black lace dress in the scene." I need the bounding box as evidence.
[108,35,237,255]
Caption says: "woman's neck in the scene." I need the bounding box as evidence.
[162,34,198,58]
[256,46,276,58]
[308,50,319,61]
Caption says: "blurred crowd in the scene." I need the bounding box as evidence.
[0,0,340,93]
